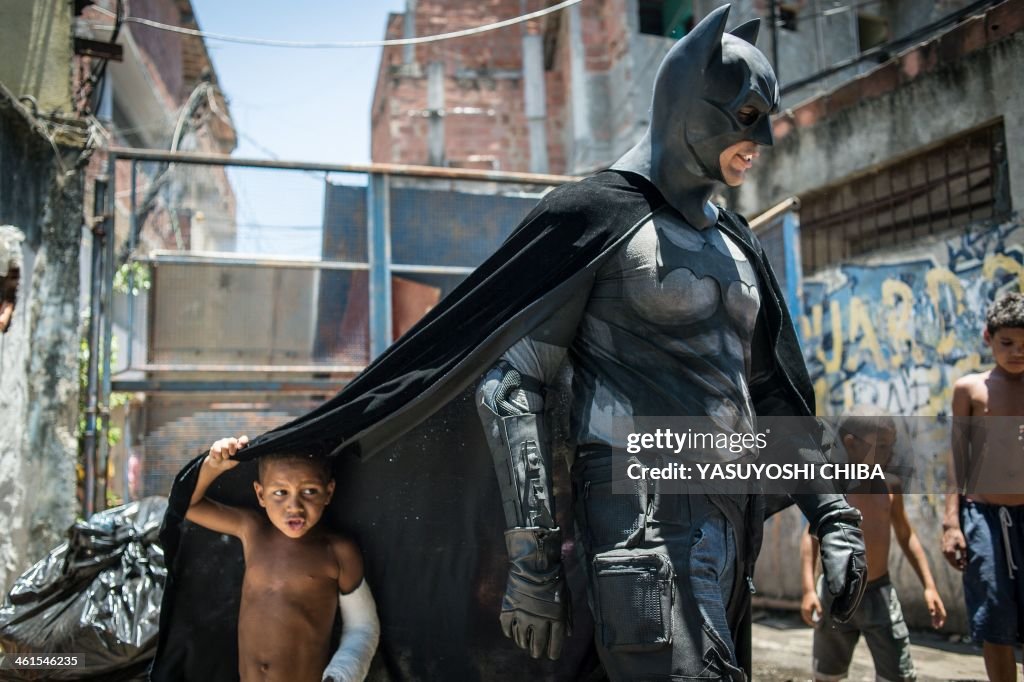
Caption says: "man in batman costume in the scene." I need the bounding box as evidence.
[151,6,866,681]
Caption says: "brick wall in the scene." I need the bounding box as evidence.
[371,0,578,173]
[369,0,662,174]
[127,0,188,111]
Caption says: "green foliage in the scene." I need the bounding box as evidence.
[76,322,129,448]
[113,262,151,297]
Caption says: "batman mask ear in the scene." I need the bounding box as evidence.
[729,18,760,45]
[688,4,731,65]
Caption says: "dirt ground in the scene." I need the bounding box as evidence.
[750,610,1006,681]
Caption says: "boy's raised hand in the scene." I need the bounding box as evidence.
[207,435,249,471]
[187,434,255,538]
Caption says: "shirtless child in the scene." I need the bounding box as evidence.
[186,435,379,682]
[802,408,946,682]
[943,292,1024,682]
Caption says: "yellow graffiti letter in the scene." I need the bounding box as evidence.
[983,255,1023,291]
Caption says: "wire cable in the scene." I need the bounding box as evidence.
[774,0,887,25]
[781,0,1002,95]
[91,0,583,49]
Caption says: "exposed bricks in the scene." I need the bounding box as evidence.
[772,115,795,142]
[369,0,641,174]
[859,60,899,101]
[372,0,541,169]
[794,97,826,128]
[826,79,863,117]
[986,0,1024,42]
[938,15,988,64]
[900,47,929,80]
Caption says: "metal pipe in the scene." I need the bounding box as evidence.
[110,379,352,393]
[748,196,800,232]
[123,401,132,502]
[135,250,371,271]
[99,155,117,510]
[107,146,578,185]
[126,159,137,370]
[136,255,474,283]
[390,263,475,275]
[116,362,364,374]
[83,171,109,517]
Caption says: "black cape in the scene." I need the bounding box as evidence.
[150,171,815,681]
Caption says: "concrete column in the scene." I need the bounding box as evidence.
[427,61,445,167]
[403,0,417,66]
[567,3,590,173]
[522,32,549,174]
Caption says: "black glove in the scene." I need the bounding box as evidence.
[501,527,569,660]
[816,506,868,623]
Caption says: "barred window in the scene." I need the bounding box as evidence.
[799,121,1010,273]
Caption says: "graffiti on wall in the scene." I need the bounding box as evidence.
[799,218,1023,417]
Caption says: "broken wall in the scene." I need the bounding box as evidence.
[0,91,84,592]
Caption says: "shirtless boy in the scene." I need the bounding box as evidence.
[802,408,946,682]
[943,292,1024,682]
[186,435,379,682]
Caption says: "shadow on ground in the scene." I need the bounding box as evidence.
[751,610,993,682]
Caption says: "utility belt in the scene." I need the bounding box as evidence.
[572,443,752,515]
[570,442,760,668]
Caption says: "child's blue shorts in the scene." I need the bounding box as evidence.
[961,499,1024,645]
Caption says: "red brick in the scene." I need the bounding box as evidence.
[859,60,900,100]
[371,0,548,170]
[938,15,987,64]
[986,0,1024,44]
[827,78,862,115]
[772,115,795,141]
[900,48,924,80]
[793,97,826,128]
[899,41,939,82]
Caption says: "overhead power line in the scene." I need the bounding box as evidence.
[781,0,1002,94]
[92,0,583,49]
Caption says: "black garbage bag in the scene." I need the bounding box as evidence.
[0,497,167,681]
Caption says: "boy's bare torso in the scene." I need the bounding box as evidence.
[847,488,893,582]
[238,518,341,682]
[960,370,1024,506]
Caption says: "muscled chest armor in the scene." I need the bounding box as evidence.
[569,210,762,448]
